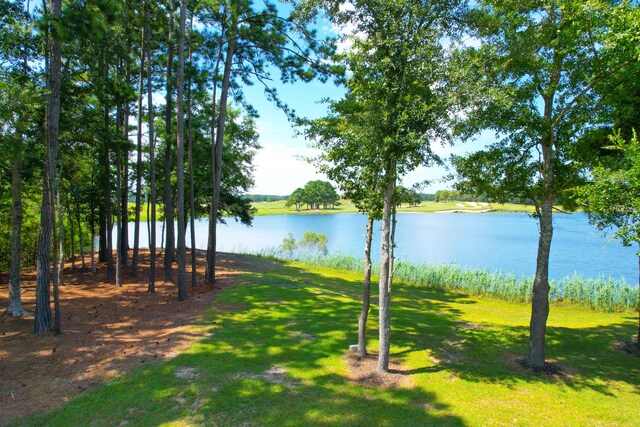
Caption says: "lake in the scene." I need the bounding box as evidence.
[127,212,637,283]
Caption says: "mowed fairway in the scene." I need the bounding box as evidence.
[14,255,639,426]
[252,199,537,216]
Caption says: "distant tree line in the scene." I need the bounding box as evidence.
[245,195,286,203]
[285,180,340,211]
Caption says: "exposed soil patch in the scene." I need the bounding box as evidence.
[234,366,301,388]
[456,322,482,330]
[343,353,414,389]
[509,356,574,379]
[614,339,640,358]
[175,367,200,380]
[0,250,260,425]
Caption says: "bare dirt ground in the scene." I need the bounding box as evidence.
[343,353,414,389]
[0,250,250,425]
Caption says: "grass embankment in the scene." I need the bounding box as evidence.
[14,255,639,426]
[252,199,536,216]
[126,200,535,220]
[264,253,637,313]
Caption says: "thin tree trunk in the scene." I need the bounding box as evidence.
[388,206,397,291]
[163,8,176,283]
[66,191,75,271]
[75,196,85,269]
[161,219,165,251]
[121,61,131,267]
[146,1,157,293]
[57,167,64,286]
[186,9,197,289]
[132,27,145,276]
[206,33,237,285]
[115,99,123,288]
[204,33,225,285]
[147,192,151,254]
[8,0,30,318]
[175,0,188,301]
[636,251,640,348]
[357,216,374,357]
[90,196,97,273]
[7,150,27,316]
[377,163,396,372]
[103,104,115,280]
[99,207,107,262]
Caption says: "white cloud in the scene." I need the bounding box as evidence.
[251,142,328,195]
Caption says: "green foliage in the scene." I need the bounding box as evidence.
[274,230,330,259]
[298,231,329,256]
[393,186,421,207]
[285,187,306,211]
[450,0,638,209]
[280,232,297,257]
[576,131,640,253]
[284,181,340,211]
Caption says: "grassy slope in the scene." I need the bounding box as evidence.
[128,200,535,220]
[253,200,536,216]
[17,256,639,426]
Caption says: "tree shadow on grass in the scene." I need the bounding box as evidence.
[13,254,467,426]
[11,254,638,426]
[224,256,640,397]
[385,277,640,398]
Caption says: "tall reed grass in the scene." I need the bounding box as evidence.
[257,248,638,313]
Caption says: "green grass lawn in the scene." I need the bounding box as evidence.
[128,200,539,220]
[253,199,537,216]
[16,256,639,426]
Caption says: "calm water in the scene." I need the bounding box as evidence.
[127,212,637,282]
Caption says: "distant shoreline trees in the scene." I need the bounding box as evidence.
[285,180,340,211]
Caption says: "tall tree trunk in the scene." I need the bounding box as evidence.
[163,8,176,283]
[186,10,197,289]
[121,62,131,267]
[35,0,62,334]
[175,0,188,301]
[74,197,85,269]
[529,195,553,368]
[377,163,396,372]
[8,0,31,318]
[206,32,236,285]
[7,150,27,316]
[115,100,123,288]
[103,104,115,280]
[528,121,555,368]
[204,41,223,284]
[146,2,157,293]
[132,28,145,276]
[357,216,374,357]
[66,192,75,271]
[99,208,107,262]
[90,195,97,273]
[56,166,64,286]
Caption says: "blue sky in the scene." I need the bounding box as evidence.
[242,75,493,196]
[238,4,493,196]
